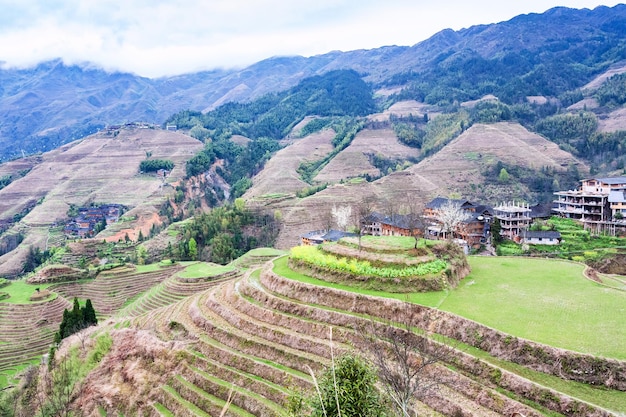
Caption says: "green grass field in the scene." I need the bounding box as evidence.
[275,255,626,359]
[443,257,626,359]
[0,280,55,304]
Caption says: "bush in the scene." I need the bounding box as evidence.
[309,355,385,417]
[139,159,174,173]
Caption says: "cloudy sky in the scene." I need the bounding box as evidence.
[0,1,622,78]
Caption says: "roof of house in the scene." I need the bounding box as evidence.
[322,230,358,241]
[471,205,494,216]
[609,189,626,203]
[530,203,553,219]
[301,229,357,242]
[364,212,421,230]
[425,197,475,210]
[587,177,626,185]
[522,230,561,239]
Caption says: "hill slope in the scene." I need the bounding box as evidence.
[258,121,587,249]
[0,127,203,276]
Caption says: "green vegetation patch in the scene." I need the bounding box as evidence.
[444,257,626,359]
[290,245,447,278]
[273,256,446,306]
[178,262,236,279]
[139,159,174,173]
[0,280,55,304]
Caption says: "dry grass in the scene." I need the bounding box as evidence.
[244,129,335,199]
[374,122,588,204]
[597,107,626,132]
[315,128,419,183]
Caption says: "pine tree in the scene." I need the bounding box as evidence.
[82,299,97,326]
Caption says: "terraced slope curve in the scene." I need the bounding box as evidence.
[97,260,623,417]
[0,296,70,377]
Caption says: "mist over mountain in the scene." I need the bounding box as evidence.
[2,4,626,161]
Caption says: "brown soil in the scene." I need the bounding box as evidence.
[29,289,51,301]
[315,128,420,183]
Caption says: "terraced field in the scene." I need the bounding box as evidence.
[0,261,248,387]
[3,243,625,415]
[124,257,624,417]
[0,296,70,378]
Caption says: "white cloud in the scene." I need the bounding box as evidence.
[0,0,622,77]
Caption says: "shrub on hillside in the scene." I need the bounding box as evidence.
[139,159,174,173]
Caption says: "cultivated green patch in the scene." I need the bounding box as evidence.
[291,245,447,278]
[0,280,55,304]
[444,257,626,359]
[273,256,446,306]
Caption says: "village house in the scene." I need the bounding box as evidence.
[360,212,420,237]
[424,198,493,247]
[521,230,562,246]
[553,176,626,234]
[493,202,532,241]
[64,204,123,239]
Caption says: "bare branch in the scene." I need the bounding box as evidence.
[359,308,458,417]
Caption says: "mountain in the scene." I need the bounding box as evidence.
[0,127,203,276]
[2,5,626,161]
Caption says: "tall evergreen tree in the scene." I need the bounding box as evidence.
[82,299,97,326]
[55,297,98,342]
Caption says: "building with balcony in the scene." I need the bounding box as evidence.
[553,177,626,233]
[493,202,531,240]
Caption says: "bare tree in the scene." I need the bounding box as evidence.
[401,200,426,249]
[435,200,471,240]
[359,308,457,417]
[355,196,376,250]
[331,204,352,231]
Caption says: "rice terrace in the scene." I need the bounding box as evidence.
[1,235,625,416]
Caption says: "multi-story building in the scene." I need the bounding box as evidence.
[493,202,531,240]
[553,177,626,232]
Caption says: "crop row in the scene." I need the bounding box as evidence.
[290,245,447,278]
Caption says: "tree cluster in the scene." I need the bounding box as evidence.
[54,298,98,343]
[171,201,279,264]
[167,70,375,143]
[595,72,626,107]
[22,246,52,273]
[388,31,625,107]
[139,159,174,173]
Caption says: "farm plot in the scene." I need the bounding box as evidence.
[0,295,71,385]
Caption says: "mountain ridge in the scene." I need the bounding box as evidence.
[2,4,626,160]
